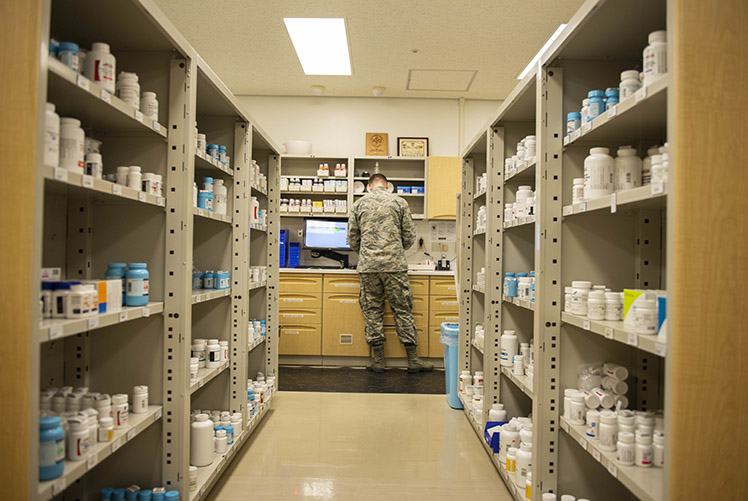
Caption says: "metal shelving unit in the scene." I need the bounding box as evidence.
[29,1,279,499]
[457,0,670,499]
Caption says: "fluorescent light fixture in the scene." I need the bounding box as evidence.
[517,24,567,79]
[284,18,352,76]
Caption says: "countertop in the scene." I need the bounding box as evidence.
[280,268,455,277]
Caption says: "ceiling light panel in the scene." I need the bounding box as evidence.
[284,18,352,76]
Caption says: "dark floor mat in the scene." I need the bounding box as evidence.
[279,366,446,394]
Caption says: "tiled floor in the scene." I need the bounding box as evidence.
[208,391,511,500]
[279,366,447,394]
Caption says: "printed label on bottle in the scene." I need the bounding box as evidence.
[117,408,129,427]
[210,350,221,362]
[39,441,58,466]
[127,278,149,297]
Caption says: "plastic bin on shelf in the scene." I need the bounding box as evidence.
[440,322,462,409]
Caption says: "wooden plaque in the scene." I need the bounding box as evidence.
[365,132,388,156]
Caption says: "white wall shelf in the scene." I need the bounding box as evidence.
[563,78,668,148]
[474,228,486,236]
[472,338,484,355]
[502,295,535,312]
[193,207,232,224]
[560,417,665,501]
[38,302,164,343]
[561,312,666,357]
[190,362,230,394]
[248,335,266,353]
[563,184,667,217]
[38,406,163,501]
[501,366,534,399]
[47,59,167,139]
[191,289,231,305]
[44,167,166,207]
[353,176,425,182]
[503,215,536,229]
[190,397,272,501]
[195,151,234,177]
[505,159,536,183]
[248,280,267,290]
[473,284,485,293]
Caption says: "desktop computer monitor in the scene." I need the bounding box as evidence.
[303,219,350,250]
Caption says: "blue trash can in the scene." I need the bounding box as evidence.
[440,322,462,409]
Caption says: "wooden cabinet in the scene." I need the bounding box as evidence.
[429,295,461,311]
[429,310,460,327]
[323,275,361,292]
[426,156,461,220]
[383,327,428,358]
[279,292,322,309]
[279,274,322,293]
[322,293,369,356]
[429,326,445,358]
[279,308,322,324]
[279,324,322,356]
[408,277,429,295]
[430,277,458,295]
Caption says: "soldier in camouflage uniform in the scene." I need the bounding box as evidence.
[348,173,434,373]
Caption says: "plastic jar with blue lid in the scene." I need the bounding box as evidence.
[587,90,605,121]
[125,490,139,501]
[58,41,79,72]
[106,263,127,305]
[197,191,213,211]
[39,416,65,480]
[152,491,166,501]
[605,88,620,110]
[100,488,115,500]
[218,145,227,164]
[203,270,216,289]
[164,491,179,501]
[125,263,149,307]
[138,490,153,501]
[192,271,203,290]
[113,489,127,501]
[206,144,219,160]
[216,270,230,290]
[503,272,516,296]
[566,112,581,135]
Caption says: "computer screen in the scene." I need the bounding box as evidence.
[303,219,350,249]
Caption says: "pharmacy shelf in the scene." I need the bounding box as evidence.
[192,207,232,224]
[282,174,349,180]
[474,188,487,200]
[249,280,267,290]
[38,405,163,501]
[474,228,486,236]
[249,224,268,232]
[281,191,348,196]
[195,151,234,177]
[353,177,425,182]
[43,166,166,208]
[248,335,266,353]
[251,185,267,196]
[501,366,534,399]
[190,361,230,394]
[561,312,666,357]
[503,215,536,229]
[191,289,231,305]
[190,396,272,501]
[505,159,536,184]
[503,295,535,312]
[281,212,349,218]
[560,417,664,501]
[46,59,167,139]
[38,302,164,343]
[472,338,484,355]
[353,192,424,197]
[563,78,668,149]
[459,394,525,501]
[473,284,485,294]
[563,184,668,217]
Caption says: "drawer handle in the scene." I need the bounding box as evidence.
[339,334,353,345]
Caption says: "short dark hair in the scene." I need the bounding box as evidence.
[368,173,388,186]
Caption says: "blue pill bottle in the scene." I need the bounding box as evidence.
[126,263,149,307]
[206,144,219,160]
[587,90,605,121]
[106,263,127,305]
[39,416,65,480]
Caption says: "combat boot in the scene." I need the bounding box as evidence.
[404,344,434,373]
[367,344,385,373]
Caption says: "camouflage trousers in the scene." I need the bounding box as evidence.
[359,272,419,346]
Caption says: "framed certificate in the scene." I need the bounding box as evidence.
[397,137,429,157]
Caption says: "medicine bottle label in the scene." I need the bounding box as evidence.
[39,441,62,467]
[94,60,115,87]
[209,351,221,362]
[127,279,149,297]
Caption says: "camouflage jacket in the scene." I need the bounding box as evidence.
[348,186,416,272]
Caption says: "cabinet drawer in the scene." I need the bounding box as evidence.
[428,326,444,358]
[429,310,460,327]
[408,277,429,295]
[429,295,461,312]
[385,294,428,312]
[324,275,360,291]
[384,309,428,329]
[279,324,321,356]
[430,278,458,296]
[383,327,428,358]
[279,308,322,324]
[279,292,322,309]
[279,274,322,293]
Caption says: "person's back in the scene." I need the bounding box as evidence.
[348,174,432,373]
[348,185,414,272]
